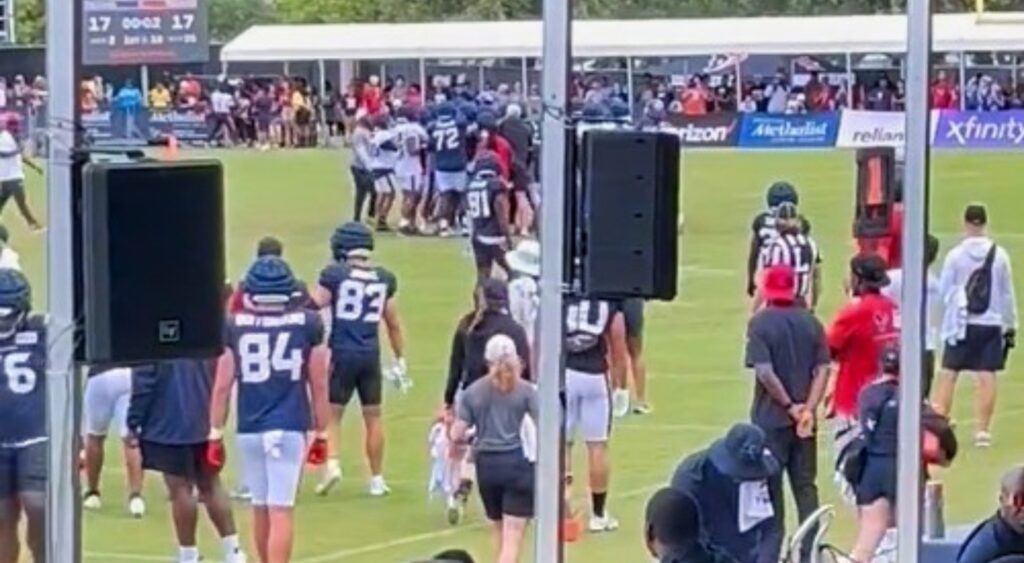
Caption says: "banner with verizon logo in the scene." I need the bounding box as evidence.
[665,113,740,147]
[835,110,906,148]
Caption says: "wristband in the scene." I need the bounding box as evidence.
[208,428,224,441]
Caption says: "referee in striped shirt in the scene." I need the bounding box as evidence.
[755,202,822,311]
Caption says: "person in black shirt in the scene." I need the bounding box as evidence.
[644,487,716,563]
[745,264,829,559]
[958,465,1024,563]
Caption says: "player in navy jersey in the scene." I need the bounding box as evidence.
[210,256,330,563]
[429,102,470,236]
[466,151,514,281]
[563,296,629,534]
[0,269,47,563]
[311,222,407,497]
[747,181,812,297]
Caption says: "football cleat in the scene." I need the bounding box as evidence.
[82,491,102,511]
[128,495,146,518]
[588,513,620,533]
[315,464,342,496]
[612,389,630,418]
[369,476,391,497]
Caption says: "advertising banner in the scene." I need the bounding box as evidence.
[666,113,740,147]
[836,110,905,148]
[82,108,209,146]
[738,113,840,148]
[932,110,1024,149]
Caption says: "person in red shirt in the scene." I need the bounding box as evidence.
[826,253,897,457]
[361,76,383,116]
[930,70,956,110]
[475,116,513,182]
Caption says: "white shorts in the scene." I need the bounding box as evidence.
[373,171,397,194]
[395,172,423,193]
[564,368,611,443]
[237,430,306,508]
[435,170,467,193]
[83,368,132,439]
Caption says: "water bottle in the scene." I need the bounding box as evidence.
[924,480,946,539]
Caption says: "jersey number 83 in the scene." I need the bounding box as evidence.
[336,279,387,323]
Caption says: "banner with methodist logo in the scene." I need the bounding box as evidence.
[932,110,1024,149]
[738,112,840,148]
[665,113,740,147]
[82,109,210,147]
[836,110,905,148]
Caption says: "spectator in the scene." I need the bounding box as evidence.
[866,77,895,111]
[671,423,783,563]
[934,204,1017,448]
[958,465,1024,563]
[362,75,383,115]
[644,487,715,563]
[178,72,202,107]
[114,80,143,112]
[744,264,829,559]
[765,73,790,114]
[209,87,236,147]
[149,82,172,112]
[681,79,709,116]
[804,72,831,111]
[931,70,958,109]
[738,93,758,113]
[714,85,736,112]
[81,80,98,113]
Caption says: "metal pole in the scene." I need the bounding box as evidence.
[521,56,529,99]
[46,0,80,559]
[419,58,427,104]
[845,52,854,108]
[733,55,743,108]
[626,56,635,112]
[898,3,931,561]
[958,52,967,111]
[318,59,327,96]
[535,0,570,561]
[140,64,150,104]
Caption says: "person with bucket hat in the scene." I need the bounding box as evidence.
[505,240,540,350]
[745,264,830,559]
[671,423,784,563]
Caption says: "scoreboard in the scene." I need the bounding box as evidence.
[82,0,209,66]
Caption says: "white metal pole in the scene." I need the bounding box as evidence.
[419,58,427,104]
[626,56,635,112]
[898,3,931,561]
[318,59,327,96]
[140,64,150,104]
[958,52,967,111]
[845,52,854,107]
[733,55,743,107]
[535,0,570,561]
[46,0,80,559]
[521,56,529,98]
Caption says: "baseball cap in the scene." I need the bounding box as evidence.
[485,334,517,364]
[480,278,509,308]
[850,253,890,289]
[964,204,988,227]
[760,265,796,304]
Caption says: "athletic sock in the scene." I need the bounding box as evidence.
[178,546,200,563]
[592,492,607,518]
[221,534,241,557]
[326,458,340,474]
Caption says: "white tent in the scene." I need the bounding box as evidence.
[220,13,1024,62]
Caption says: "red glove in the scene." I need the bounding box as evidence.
[307,436,329,466]
[205,439,226,473]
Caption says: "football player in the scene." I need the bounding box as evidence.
[393,106,430,234]
[311,222,408,497]
[466,151,514,282]
[755,201,822,312]
[0,269,46,563]
[369,114,400,231]
[563,296,629,534]
[747,181,811,298]
[428,102,470,237]
[82,365,146,518]
[210,256,330,563]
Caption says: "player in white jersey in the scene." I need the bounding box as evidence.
[369,114,401,231]
[0,116,43,231]
[82,366,147,517]
[392,107,429,234]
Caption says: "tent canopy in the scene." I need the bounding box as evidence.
[220,13,1024,62]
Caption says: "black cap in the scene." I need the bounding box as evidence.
[480,278,508,308]
[645,488,701,549]
[256,236,283,257]
[851,253,890,289]
[965,204,988,227]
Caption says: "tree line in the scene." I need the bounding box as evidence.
[10,0,1024,45]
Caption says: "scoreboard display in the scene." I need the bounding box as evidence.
[82,0,209,66]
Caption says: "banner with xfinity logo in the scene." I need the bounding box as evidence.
[737,113,840,148]
[932,110,1024,149]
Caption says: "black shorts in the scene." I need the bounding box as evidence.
[923,349,936,399]
[0,443,47,498]
[330,353,382,407]
[620,298,645,341]
[942,324,1006,373]
[0,179,25,203]
[140,441,210,482]
[476,450,535,521]
[350,166,375,194]
[472,239,508,273]
[855,455,896,506]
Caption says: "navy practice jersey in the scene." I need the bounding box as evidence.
[0,315,48,446]
[564,298,616,374]
[466,174,505,241]
[429,117,469,173]
[225,310,324,434]
[319,263,398,353]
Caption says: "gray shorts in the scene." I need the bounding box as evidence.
[435,170,467,193]
[237,431,306,508]
[565,369,611,443]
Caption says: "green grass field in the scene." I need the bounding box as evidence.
[13,148,1024,562]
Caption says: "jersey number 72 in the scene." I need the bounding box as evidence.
[432,127,459,151]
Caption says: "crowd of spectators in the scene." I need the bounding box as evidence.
[0,74,47,114]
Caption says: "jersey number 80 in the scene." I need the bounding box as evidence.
[336,279,387,323]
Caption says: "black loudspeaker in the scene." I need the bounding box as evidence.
[579,130,680,300]
[854,148,898,239]
[81,160,226,363]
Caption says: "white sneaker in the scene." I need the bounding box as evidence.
[224,549,247,563]
[588,513,620,533]
[612,389,630,418]
[632,402,652,415]
[975,431,993,448]
[83,492,102,511]
[315,465,342,496]
[128,495,146,518]
[368,476,391,497]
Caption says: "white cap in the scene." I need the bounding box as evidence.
[505,103,522,119]
[506,239,540,278]
[485,334,518,364]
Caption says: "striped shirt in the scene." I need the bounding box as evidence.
[760,232,821,300]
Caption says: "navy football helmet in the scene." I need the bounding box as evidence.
[0,269,31,339]
[331,222,374,261]
[244,256,296,301]
[766,181,799,209]
[472,150,502,178]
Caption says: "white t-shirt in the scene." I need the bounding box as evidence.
[210,91,234,115]
[883,268,941,351]
[369,128,399,172]
[392,120,428,177]
[0,131,24,182]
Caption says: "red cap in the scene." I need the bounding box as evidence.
[761,265,797,304]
